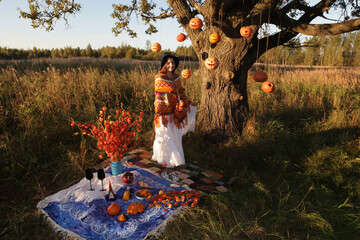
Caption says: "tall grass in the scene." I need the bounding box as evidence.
[0,60,359,239]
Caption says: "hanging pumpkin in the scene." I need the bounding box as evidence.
[118,213,129,222]
[252,71,268,82]
[261,81,275,93]
[240,26,253,37]
[152,42,162,52]
[189,17,203,30]
[209,33,221,44]
[107,203,121,216]
[177,33,186,42]
[181,69,191,78]
[205,57,218,70]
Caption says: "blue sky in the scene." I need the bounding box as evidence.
[0,0,343,51]
[0,0,189,51]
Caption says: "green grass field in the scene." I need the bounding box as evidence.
[1,58,359,239]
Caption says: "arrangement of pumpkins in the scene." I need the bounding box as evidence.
[105,187,201,222]
[147,189,200,209]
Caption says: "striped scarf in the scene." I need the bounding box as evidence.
[154,73,191,128]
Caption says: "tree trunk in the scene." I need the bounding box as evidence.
[196,58,251,141]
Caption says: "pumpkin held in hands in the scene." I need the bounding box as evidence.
[127,202,146,215]
[107,203,121,216]
[261,81,275,93]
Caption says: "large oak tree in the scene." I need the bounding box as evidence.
[19,0,360,140]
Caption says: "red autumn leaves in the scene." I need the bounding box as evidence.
[71,105,143,161]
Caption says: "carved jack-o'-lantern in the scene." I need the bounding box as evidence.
[209,33,221,44]
[205,57,218,70]
[252,71,268,82]
[261,81,275,93]
[177,33,186,42]
[181,69,191,78]
[189,17,203,30]
[152,42,162,52]
[240,26,253,37]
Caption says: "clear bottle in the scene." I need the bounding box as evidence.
[123,187,130,201]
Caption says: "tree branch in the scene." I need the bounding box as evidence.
[139,12,176,20]
[291,18,360,35]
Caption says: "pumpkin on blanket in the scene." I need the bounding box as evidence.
[154,73,193,128]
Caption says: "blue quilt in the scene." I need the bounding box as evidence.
[38,167,185,240]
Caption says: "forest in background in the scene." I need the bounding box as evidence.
[1,31,360,67]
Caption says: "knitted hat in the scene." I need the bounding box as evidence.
[160,52,179,69]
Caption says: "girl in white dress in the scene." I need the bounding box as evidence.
[151,53,197,168]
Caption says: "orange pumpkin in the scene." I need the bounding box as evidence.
[181,69,191,78]
[127,202,146,215]
[252,71,268,82]
[152,42,162,52]
[240,26,253,37]
[189,17,203,30]
[177,33,186,42]
[209,33,221,44]
[261,81,275,93]
[107,203,121,216]
[205,57,218,70]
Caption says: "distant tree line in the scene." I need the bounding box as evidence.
[1,32,359,67]
[0,43,198,61]
[259,31,360,67]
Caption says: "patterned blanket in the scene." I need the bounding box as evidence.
[122,149,231,193]
[37,167,186,240]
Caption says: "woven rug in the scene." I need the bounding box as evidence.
[119,149,231,193]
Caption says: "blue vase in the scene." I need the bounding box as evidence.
[111,161,123,176]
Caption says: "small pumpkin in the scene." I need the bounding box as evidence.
[205,57,219,70]
[127,201,146,215]
[107,203,121,216]
[152,42,162,52]
[118,213,129,222]
[177,33,186,42]
[209,33,221,44]
[252,71,268,82]
[189,17,203,30]
[181,69,191,78]
[261,81,275,93]
[240,26,253,37]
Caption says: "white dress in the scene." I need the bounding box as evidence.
[152,105,197,168]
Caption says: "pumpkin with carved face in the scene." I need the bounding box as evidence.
[209,33,221,44]
[205,57,218,70]
[152,42,162,52]
[181,69,191,78]
[240,26,253,37]
[189,17,203,29]
[261,81,275,93]
[252,71,268,82]
[177,33,186,42]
